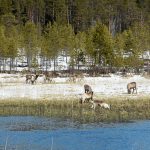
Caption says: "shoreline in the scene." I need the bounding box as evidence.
[0,98,150,123]
[0,94,150,101]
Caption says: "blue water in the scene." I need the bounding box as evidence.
[0,116,150,150]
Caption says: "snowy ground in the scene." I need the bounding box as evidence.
[0,73,149,100]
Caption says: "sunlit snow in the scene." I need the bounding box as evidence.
[0,74,149,100]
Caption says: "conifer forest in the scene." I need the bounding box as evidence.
[0,0,149,72]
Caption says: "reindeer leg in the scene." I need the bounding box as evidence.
[132,88,135,94]
[26,78,29,84]
[93,103,96,110]
[134,88,137,94]
[91,103,94,109]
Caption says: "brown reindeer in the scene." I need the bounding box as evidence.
[66,75,76,83]
[127,82,137,94]
[90,100,110,110]
[26,74,32,84]
[26,74,39,84]
[43,74,51,83]
[80,91,93,104]
[31,74,39,84]
[84,84,92,93]
[43,73,55,83]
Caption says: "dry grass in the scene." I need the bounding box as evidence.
[0,97,150,123]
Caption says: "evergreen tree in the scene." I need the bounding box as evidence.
[42,22,61,71]
[22,21,39,68]
[0,25,7,57]
[122,28,143,68]
[73,31,86,69]
[92,22,114,66]
[113,33,125,67]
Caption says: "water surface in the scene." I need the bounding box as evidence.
[0,116,150,150]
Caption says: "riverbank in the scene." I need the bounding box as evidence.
[0,73,150,122]
[1,98,150,123]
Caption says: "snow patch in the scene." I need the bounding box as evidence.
[0,74,149,100]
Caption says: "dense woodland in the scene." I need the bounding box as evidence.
[0,0,149,72]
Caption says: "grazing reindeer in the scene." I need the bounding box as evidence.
[26,74,32,84]
[127,82,137,94]
[80,91,93,104]
[31,74,39,84]
[90,100,110,110]
[84,84,92,93]
[43,72,55,83]
[66,75,76,83]
[26,74,39,84]
[43,74,51,83]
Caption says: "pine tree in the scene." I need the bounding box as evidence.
[113,33,125,67]
[122,28,143,68]
[92,22,114,66]
[22,21,39,69]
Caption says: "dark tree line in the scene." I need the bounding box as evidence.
[0,0,149,33]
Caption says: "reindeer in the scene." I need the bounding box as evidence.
[43,72,56,83]
[66,75,76,83]
[26,74,39,84]
[80,91,93,104]
[26,74,32,84]
[84,84,92,93]
[31,74,39,84]
[127,82,137,94]
[90,100,110,110]
[43,74,51,83]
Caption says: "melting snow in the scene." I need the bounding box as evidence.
[0,74,149,100]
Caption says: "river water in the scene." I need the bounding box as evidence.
[0,116,150,150]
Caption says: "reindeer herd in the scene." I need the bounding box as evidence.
[79,84,111,110]
[26,74,39,84]
[25,72,84,84]
[80,82,137,110]
[25,72,138,110]
[25,73,55,84]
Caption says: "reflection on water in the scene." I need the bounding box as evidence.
[0,116,150,150]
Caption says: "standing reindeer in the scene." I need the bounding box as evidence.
[127,82,137,94]
[84,84,92,93]
[80,91,93,104]
[43,73,55,83]
[26,74,32,84]
[31,74,39,84]
[43,74,51,83]
[26,74,39,84]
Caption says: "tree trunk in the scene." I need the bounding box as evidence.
[3,58,5,72]
[9,58,12,73]
[45,57,48,72]
[0,58,1,72]
[54,57,56,72]
[15,59,17,72]
[27,55,32,69]
[148,60,150,75]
